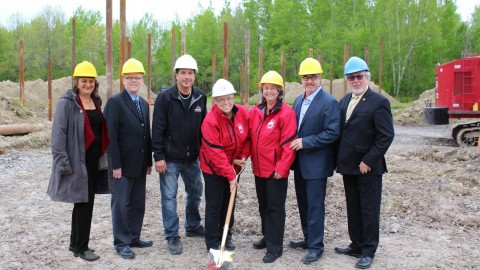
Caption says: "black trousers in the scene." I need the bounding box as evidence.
[255,176,287,255]
[70,147,99,254]
[203,172,236,250]
[343,174,382,258]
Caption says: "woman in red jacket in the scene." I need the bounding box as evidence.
[243,71,297,263]
[199,79,249,252]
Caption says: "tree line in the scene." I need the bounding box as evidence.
[1,0,479,101]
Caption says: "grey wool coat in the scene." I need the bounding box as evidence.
[47,89,108,203]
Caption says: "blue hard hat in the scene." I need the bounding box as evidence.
[344,56,369,75]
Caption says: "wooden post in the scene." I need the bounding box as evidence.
[317,52,322,67]
[379,36,384,93]
[281,50,286,81]
[329,67,333,95]
[223,23,228,79]
[240,62,245,102]
[364,46,369,65]
[147,34,152,104]
[343,43,349,96]
[181,30,186,55]
[127,38,131,59]
[244,29,250,107]
[120,0,126,91]
[106,0,113,98]
[19,40,24,106]
[212,53,217,84]
[258,46,263,104]
[71,19,76,86]
[48,60,52,121]
[309,48,313,58]
[171,28,176,85]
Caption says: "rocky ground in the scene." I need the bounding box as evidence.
[0,79,479,269]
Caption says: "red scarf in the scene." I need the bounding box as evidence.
[77,93,110,155]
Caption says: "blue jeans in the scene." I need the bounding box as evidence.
[159,160,203,237]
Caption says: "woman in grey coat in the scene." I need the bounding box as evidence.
[47,61,109,262]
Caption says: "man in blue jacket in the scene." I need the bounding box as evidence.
[152,54,207,255]
[289,58,342,265]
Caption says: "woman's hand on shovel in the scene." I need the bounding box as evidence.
[229,178,238,192]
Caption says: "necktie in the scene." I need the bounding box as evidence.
[134,98,143,118]
[346,95,360,122]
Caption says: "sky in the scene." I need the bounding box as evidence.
[0,0,478,28]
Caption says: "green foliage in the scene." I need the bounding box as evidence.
[0,0,476,101]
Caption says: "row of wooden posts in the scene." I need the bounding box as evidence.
[16,0,384,122]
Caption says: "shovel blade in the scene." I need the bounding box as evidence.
[207,248,235,270]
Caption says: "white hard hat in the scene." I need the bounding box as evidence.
[173,54,198,72]
[212,79,236,97]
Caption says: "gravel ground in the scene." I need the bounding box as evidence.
[1,125,479,269]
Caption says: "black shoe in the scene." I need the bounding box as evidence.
[355,256,374,269]
[225,239,236,251]
[186,225,205,237]
[167,236,183,255]
[335,245,362,258]
[302,251,322,264]
[78,250,100,261]
[116,246,135,259]
[262,252,280,263]
[290,239,308,249]
[252,238,266,249]
[69,247,95,257]
[131,239,153,248]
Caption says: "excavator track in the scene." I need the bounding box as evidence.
[451,120,480,147]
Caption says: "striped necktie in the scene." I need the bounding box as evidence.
[346,95,360,122]
[134,98,143,118]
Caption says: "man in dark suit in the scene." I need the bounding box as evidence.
[335,56,394,269]
[103,58,153,259]
[289,58,341,265]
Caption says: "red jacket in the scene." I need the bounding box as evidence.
[200,104,250,181]
[246,101,297,178]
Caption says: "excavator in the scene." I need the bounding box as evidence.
[424,55,480,147]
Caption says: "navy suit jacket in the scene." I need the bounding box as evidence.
[103,90,152,178]
[336,88,394,175]
[291,88,341,179]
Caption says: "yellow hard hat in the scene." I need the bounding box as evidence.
[122,58,146,75]
[298,57,323,75]
[259,71,284,88]
[73,61,97,78]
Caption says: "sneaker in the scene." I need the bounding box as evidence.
[78,250,100,261]
[186,225,205,237]
[167,236,183,255]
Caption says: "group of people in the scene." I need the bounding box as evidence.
[47,54,394,269]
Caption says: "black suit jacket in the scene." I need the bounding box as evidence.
[104,90,152,178]
[336,88,394,175]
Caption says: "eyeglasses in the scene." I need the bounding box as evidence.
[124,76,143,81]
[215,96,234,103]
[346,74,366,81]
[301,75,319,82]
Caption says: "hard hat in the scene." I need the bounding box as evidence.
[73,61,97,78]
[212,78,236,97]
[259,71,284,88]
[174,54,198,72]
[122,58,146,75]
[344,56,369,75]
[298,58,323,75]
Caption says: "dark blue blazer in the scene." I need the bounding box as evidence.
[336,88,394,175]
[291,88,341,179]
[104,90,152,178]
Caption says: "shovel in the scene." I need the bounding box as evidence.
[206,167,244,270]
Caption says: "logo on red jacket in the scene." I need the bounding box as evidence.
[266,119,276,129]
[237,123,244,134]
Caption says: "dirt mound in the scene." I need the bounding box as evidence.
[393,89,435,126]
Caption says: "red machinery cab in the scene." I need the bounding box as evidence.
[435,56,480,118]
